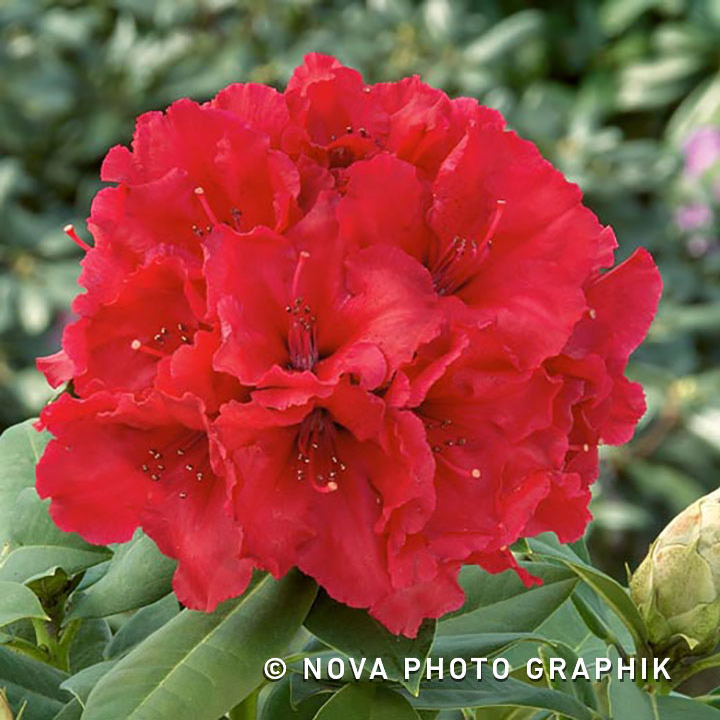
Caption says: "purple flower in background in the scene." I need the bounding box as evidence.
[675,203,712,231]
[674,126,720,256]
[683,127,720,178]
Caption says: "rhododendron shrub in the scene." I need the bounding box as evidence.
[35,54,661,638]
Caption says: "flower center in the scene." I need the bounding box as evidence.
[140,430,210,499]
[418,412,481,480]
[295,409,345,493]
[430,200,506,296]
[287,299,318,371]
[130,322,194,359]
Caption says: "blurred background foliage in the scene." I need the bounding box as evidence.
[1,0,719,579]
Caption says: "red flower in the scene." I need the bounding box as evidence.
[36,54,661,636]
[36,392,252,611]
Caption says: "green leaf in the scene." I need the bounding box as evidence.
[600,0,655,36]
[558,561,648,653]
[259,676,331,720]
[408,674,593,720]
[0,548,110,586]
[606,658,654,720]
[304,590,435,695]
[437,562,578,636]
[82,571,316,720]
[66,532,176,620]
[525,533,591,568]
[0,421,109,584]
[464,709,536,720]
[59,661,116,708]
[103,595,179,660]
[67,619,110,673]
[667,72,720,146]
[571,584,631,650]
[0,421,49,544]
[0,645,70,720]
[463,10,544,65]
[314,684,420,720]
[51,698,82,720]
[431,633,546,663]
[499,596,607,674]
[538,641,597,711]
[659,695,720,718]
[0,582,48,627]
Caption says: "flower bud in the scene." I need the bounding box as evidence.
[630,488,720,657]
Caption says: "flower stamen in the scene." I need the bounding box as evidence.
[130,339,166,359]
[431,200,506,296]
[64,224,92,252]
[287,252,319,371]
[194,187,218,226]
[140,431,210,496]
[296,409,343,493]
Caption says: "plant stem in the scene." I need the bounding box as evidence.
[30,617,80,671]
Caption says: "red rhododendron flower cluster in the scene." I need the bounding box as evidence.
[36,54,661,636]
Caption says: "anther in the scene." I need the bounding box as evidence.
[588,308,597,319]
[179,492,188,499]
[64,224,92,252]
[471,468,481,478]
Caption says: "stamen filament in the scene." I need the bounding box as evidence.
[479,199,506,247]
[194,187,219,225]
[64,224,92,252]
[430,199,507,296]
[292,251,310,299]
[131,339,166,359]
